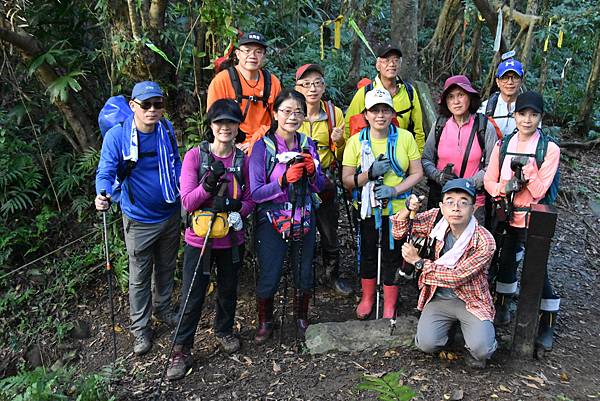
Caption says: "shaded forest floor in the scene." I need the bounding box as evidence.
[22,148,600,400]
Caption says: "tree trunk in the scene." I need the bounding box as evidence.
[423,0,463,72]
[0,23,98,151]
[345,0,372,95]
[391,0,418,80]
[576,34,600,137]
[462,18,482,82]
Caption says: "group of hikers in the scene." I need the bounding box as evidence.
[94,31,561,379]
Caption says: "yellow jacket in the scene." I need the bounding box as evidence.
[344,76,425,154]
[298,101,346,170]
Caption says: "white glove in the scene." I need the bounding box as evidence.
[228,212,243,231]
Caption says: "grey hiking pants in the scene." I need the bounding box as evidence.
[123,211,180,336]
[415,297,497,361]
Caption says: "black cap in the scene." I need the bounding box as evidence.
[376,43,402,58]
[515,91,544,114]
[238,31,267,48]
[207,99,244,124]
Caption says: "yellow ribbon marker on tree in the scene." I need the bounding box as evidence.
[543,18,553,53]
[334,15,344,49]
[557,29,564,49]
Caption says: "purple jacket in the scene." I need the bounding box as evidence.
[180,147,255,249]
[249,132,325,206]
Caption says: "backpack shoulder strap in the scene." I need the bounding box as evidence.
[404,81,414,103]
[364,82,374,95]
[432,115,448,163]
[160,118,178,152]
[264,132,278,179]
[198,140,213,180]
[387,125,404,177]
[458,115,481,178]
[233,147,245,187]
[475,113,487,150]
[261,69,272,107]
[298,132,309,151]
[227,67,243,103]
[485,92,500,117]
[534,130,551,169]
[498,130,517,170]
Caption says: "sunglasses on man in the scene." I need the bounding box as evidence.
[134,100,165,110]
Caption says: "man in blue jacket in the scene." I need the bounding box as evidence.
[95,81,181,356]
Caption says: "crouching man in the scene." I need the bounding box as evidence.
[391,178,497,367]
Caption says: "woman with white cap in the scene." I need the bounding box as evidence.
[422,75,498,225]
[342,88,423,320]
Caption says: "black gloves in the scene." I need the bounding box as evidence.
[505,176,524,195]
[202,160,227,194]
[437,163,457,186]
[212,196,242,213]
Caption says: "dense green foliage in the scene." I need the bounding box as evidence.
[0,366,116,401]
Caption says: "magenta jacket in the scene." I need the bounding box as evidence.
[180,147,255,249]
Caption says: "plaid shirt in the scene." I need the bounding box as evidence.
[391,208,496,321]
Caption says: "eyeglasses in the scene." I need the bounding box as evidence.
[237,47,266,57]
[441,199,473,209]
[296,80,325,89]
[134,100,164,110]
[498,74,522,83]
[278,109,305,118]
[379,57,401,66]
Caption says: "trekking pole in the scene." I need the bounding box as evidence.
[154,183,225,401]
[295,166,308,343]
[374,178,385,320]
[279,156,303,345]
[100,190,118,364]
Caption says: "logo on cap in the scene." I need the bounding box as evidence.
[249,34,260,40]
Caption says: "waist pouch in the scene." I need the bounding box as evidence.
[191,210,229,238]
[263,202,311,240]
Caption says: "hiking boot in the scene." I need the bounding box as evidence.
[383,284,399,319]
[166,345,192,381]
[464,352,487,369]
[133,332,152,356]
[294,290,311,340]
[216,334,241,354]
[535,311,557,352]
[254,297,274,345]
[494,293,512,326]
[356,278,376,320]
[153,310,178,328]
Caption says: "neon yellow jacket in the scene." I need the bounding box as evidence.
[298,101,346,170]
[344,76,425,154]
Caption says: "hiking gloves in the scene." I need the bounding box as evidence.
[212,196,242,212]
[505,176,524,195]
[368,155,390,181]
[374,183,397,200]
[203,160,227,194]
[300,153,316,177]
[279,163,305,187]
[438,163,458,185]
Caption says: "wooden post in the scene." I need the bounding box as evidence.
[511,204,557,358]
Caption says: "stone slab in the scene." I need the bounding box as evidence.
[305,316,418,355]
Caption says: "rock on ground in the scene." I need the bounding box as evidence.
[305,316,418,354]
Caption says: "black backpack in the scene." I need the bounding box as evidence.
[197,140,245,189]
[227,67,272,120]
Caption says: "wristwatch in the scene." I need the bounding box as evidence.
[414,259,425,270]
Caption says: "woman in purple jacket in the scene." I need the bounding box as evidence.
[167,99,254,381]
[249,89,325,344]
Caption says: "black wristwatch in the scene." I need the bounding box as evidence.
[414,259,425,270]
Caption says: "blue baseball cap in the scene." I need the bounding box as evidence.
[496,58,524,78]
[442,178,476,198]
[131,81,164,101]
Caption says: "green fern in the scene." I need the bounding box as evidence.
[357,371,417,401]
